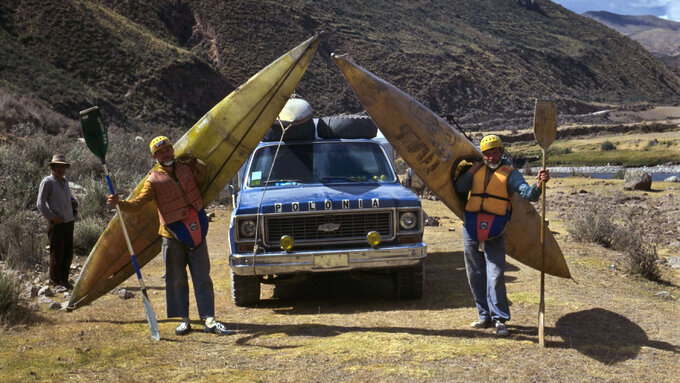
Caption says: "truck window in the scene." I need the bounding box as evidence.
[247,142,396,187]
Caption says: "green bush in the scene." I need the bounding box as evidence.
[74,216,108,256]
[0,210,47,271]
[0,272,21,318]
[548,146,572,155]
[601,140,616,151]
[76,178,110,220]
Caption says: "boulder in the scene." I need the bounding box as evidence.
[664,176,678,183]
[623,170,652,191]
[668,256,680,269]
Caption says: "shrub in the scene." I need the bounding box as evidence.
[568,205,660,281]
[522,160,534,175]
[611,215,660,281]
[566,204,615,247]
[0,93,77,136]
[601,140,616,151]
[548,146,572,155]
[612,169,625,179]
[0,272,21,318]
[0,210,47,271]
[73,216,108,257]
[76,178,110,220]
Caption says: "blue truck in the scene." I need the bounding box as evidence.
[228,111,427,306]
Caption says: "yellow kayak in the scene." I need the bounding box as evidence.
[333,54,570,279]
[68,34,321,309]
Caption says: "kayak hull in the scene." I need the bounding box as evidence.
[333,54,570,279]
[68,35,321,309]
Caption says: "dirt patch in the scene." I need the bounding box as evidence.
[1,179,679,382]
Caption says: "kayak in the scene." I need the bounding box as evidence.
[333,54,570,278]
[68,34,321,309]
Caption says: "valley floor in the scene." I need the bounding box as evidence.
[1,177,679,382]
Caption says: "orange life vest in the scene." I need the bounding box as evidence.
[465,165,512,216]
[147,163,203,225]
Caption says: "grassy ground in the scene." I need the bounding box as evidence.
[1,177,679,382]
[505,126,680,166]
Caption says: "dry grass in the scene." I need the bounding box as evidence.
[1,178,679,382]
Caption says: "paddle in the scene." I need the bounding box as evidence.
[533,99,556,347]
[79,106,160,341]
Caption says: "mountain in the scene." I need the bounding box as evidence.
[2,0,680,132]
[583,11,680,57]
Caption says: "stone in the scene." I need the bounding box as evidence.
[424,215,439,227]
[654,291,674,300]
[118,288,134,299]
[38,285,53,297]
[49,302,62,310]
[37,296,55,305]
[53,285,68,294]
[664,176,678,182]
[623,170,652,191]
[21,283,38,299]
[667,256,680,269]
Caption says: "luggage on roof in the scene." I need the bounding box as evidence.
[317,115,378,139]
[262,97,316,141]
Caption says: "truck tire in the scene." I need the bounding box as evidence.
[394,261,424,299]
[230,269,261,307]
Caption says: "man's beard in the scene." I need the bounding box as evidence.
[485,159,500,169]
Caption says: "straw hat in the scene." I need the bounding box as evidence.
[48,154,70,167]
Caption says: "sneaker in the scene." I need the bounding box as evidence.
[175,321,191,336]
[204,321,234,336]
[495,321,509,336]
[470,318,493,329]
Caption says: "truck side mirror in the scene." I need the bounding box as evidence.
[228,184,237,207]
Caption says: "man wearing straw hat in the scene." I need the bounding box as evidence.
[37,154,78,289]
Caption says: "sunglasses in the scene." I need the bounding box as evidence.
[154,139,168,149]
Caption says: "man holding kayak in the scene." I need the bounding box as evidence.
[108,136,232,336]
[455,134,550,336]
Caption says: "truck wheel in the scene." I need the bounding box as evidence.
[230,269,261,307]
[394,261,424,299]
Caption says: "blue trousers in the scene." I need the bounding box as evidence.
[462,227,510,323]
[162,237,215,319]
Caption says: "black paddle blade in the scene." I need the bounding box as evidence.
[79,106,108,163]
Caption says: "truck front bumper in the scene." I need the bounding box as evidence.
[230,243,427,276]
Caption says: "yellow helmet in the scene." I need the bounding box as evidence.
[480,135,502,152]
[149,136,172,154]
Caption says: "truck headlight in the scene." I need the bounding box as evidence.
[366,231,381,247]
[399,211,418,230]
[238,219,256,238]
[280,235,294,251]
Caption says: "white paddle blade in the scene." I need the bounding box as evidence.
[142,292,160,340]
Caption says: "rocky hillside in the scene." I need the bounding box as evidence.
[583,11,680,57]
[2,0,680,132]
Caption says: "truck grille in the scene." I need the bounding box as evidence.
[265,211,393,245]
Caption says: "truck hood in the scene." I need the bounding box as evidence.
[235,183,420,215]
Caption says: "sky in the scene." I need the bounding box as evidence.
[551,0,680,22]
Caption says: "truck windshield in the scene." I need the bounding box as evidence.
[246,142,396,187]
